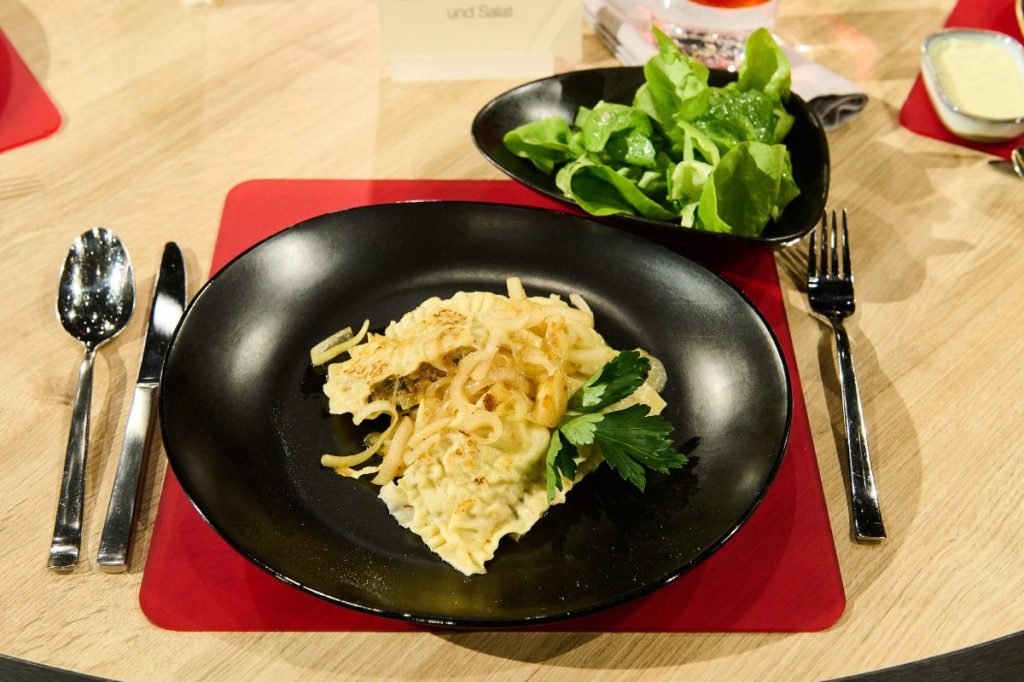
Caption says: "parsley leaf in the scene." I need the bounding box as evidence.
[545,352,689,501]
[545,430,579,500]
[559,413,602,445]
[567,350,650,413]
[590,405,688,492]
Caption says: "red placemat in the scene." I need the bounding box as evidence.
[899,0,1023,159]
[0,29,61,153]
[139,179,845,632]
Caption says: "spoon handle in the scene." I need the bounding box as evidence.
[48,347,96,571]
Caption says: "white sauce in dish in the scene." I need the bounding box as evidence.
[930,37,1024,119]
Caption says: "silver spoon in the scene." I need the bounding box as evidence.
[987,146,1024,178]
[48,228,135,571]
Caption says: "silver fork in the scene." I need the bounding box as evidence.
[807,209,886,542]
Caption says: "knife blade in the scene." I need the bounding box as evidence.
[97,243,186,572]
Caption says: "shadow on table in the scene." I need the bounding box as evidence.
[774,143,973,306]
[436,630,787,667]
[774,135,976,606]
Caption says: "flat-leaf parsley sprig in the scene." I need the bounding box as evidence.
[546,350,688,501]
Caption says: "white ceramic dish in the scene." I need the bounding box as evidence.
[921,28,1024,142]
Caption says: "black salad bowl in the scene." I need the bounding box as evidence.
[471,67,830,248]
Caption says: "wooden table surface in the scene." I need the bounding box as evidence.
[2,0,1022,679]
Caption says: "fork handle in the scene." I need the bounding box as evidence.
[831,317,887,541]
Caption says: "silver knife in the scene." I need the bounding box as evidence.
[97,243,186,572]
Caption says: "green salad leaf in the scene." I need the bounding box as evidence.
[634,28,711,151]
[556,158,678,221]
[736,26,792,103]
[581,101,659,168]
[502,117,581,175]
[698,141,800,235]
[502,27,800,237]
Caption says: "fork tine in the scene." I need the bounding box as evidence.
[818,210,828,276]
[841,208,852,281]
[829,209,839,277]
[807,212,819,279]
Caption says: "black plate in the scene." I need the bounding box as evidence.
[160,202,792,627]
[472,67,830,247]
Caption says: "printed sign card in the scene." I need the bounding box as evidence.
[378,0,581,80]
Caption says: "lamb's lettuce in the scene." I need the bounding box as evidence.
[502,117,581,175]
[697,141,800,236]
[556,158,677,221]
[502,27,800,236]
[633,28,710,152]
[581,102,659,168]
[736,27,792,103]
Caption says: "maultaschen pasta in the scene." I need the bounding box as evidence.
[315,278,667,575]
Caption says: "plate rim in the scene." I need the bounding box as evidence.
[158,200,794,628]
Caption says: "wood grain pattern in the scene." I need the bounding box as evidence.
[2,0,1021,679]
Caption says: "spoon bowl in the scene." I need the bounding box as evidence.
[57,229,136,348]
[48,227,134,571]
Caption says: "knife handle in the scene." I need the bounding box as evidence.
[97,383,157,572]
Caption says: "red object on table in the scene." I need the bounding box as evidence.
[139,179,845,632]
[899,0,1024,159]
[0,29,61,154]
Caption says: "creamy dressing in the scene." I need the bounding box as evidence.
[931,37,1024,119]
